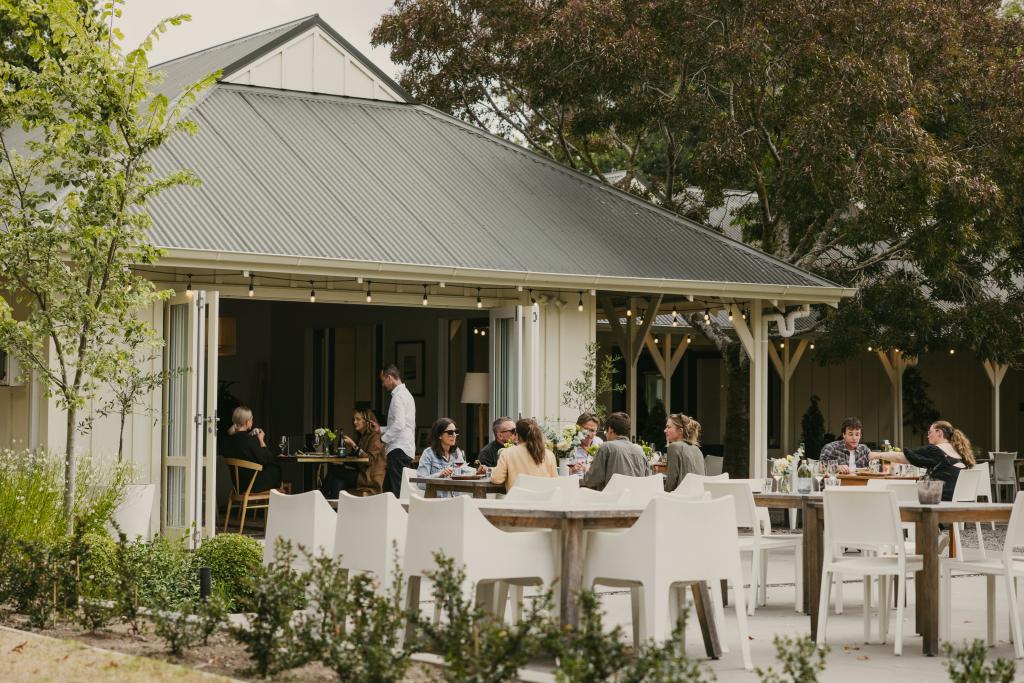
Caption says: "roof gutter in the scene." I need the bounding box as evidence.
[154,247,858,305]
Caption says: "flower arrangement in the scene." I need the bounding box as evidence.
[771,454,795,477]
[313,427,337,452]
[541,423,588,461]
[639,440,655,465]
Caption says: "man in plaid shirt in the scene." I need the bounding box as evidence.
[818,417,871,473]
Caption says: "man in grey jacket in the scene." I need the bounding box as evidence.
[581,412,651,490]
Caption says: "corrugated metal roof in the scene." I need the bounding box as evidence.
[145,84,842,289]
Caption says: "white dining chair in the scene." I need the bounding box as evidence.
[583,495,752,670]
[514,474,580,494]
[571,487,632,504]
[604,473,666,505]
[991,452,1019,502]
[705,481,803,614]
[973,462,996,529]
[264,489,336,570]
[672,472,729,497]
[398,466,421,502]
[504,486,565,503]
[334,492,408,593]
[705,455,725,476]
[816,489,923,655]
[403,496,557,629]
[938,468,988,642]
[941,491,1024,657]
[109,483,155,542]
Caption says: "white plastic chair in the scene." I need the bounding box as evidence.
[398,466,421,502]
[938,468,988,642]
[504,487,565,503]
[940,491,1024,657]
[403,496,557,628]
[583,495,752,670]
[992,452,1019,502]
[816,489,923,655]
[705,481,803,614]
[705,455,724,476]
[974,462,996,529]
[109,483,155,542]
[514,474,580,494]
[334,492,408,593]
[571,487,632,504]
[672,472,728,497]
[264,489,337,570]
[604,473,666,505]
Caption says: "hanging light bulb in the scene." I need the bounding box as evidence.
[366,281,372,303]
[810,342,815,350]
[741,309,747,321]
[867,345,873,352]
[637,312,644,325]
[779,341,785,349]
[671,307,678,327]
[949,348,955,355]
[703,307,711,324]
[577,292,584,312]
[654,337,660,344]
[242,270,249,278]
[309,281,316,303]
[248,274,255,298]
[185,274,193,299]
[728,309,734,321]
[422,284,429,306]
[480,328,487,337]
[626,307,632,317]
[476,288,483,309]
[686,334,692,343]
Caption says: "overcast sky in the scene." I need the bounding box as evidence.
[118,0,399,76]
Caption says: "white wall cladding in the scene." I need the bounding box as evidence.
[224,27,403,101]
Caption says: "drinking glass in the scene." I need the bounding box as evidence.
[813,461,826,491]
[764,477,775,494]
[453,452,466,475]
[278,435,289,455]
[772,473,782,494]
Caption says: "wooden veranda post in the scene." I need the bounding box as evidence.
[982,360,1008,452]
[600,295,662,436]
[729,301,769,479]
[876,350,916,446]
[768,338,810,456]
[643,333,689,413]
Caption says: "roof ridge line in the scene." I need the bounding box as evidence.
[150,15,316,68]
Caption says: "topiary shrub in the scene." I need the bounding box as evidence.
[194,533,262,609]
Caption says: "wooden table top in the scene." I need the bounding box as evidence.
[278,453,368,464]
[409,476,506,492]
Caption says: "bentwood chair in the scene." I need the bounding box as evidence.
[223,458,273,534]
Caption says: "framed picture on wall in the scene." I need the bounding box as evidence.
[395,340,425,396]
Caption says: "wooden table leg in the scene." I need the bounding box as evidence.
[691,581,722,659]
[806,504,823,639]
[917,509,940,656]
[720,579,729,607]
[560,518,585,628]
[472,488,488,499]
[424,483,439,499]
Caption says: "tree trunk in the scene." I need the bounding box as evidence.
[723,345,750,479]
[118,411,127,462]
[64,405,78,534]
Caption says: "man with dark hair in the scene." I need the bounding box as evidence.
[568,412,603,475]
[380,364,416,494]
[581,411,650,490]
[819,417,870,472]
[476,416,516,468]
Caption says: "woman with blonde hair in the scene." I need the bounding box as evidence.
[489,418,557,492]
[663,413,705,492]
[869,420,974,501]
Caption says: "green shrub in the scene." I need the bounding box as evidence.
[547,590,630,683]
[5,538,64,628]
[150,592,228,656]
[756,634,828,683]
[109,533,195,633]
[193,533,262,609]
[945,639,1015,683]
[70,531,120,631]
[230,539,308,678]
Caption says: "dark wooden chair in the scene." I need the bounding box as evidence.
[223,458,275,533]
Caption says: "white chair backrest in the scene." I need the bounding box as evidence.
[703,481,760,532]
[992,452,1018,481]
[405,495,498,574]
[264,490,337,567]
[705,455,725,476]
[951,468,983,503]
[334,492,408,588]
[514,474,580,494]
[1001,492,1024,562]
[109,483,155,542]
[974,462,992,497]
[571,487,632,504]
[731,478,766,493]
[604,473,665,503]
[505,487,565,503]
[398,467,421,502]
[865,479,919,503]
[673,472,729,497]
[822,489,903,557]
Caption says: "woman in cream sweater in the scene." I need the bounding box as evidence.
[490,418,557,491]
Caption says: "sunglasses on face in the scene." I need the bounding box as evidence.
[443,429,459,436]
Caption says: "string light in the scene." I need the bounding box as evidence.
[626,307,632,317]
[577,292,584,312]
[741,309,747,321]
[728,309,734,321]
[185,274,193,299]
[242,270,249,278]
[949,348,955,355]
[685,334,692,343]
[780,342,785,349]
[654,337,660,344]
[476,288,482,308]
[671,307,678,327]
[810,342,815,350]
[703,307,711,324]
[637,312,644,325]
[248,274,254,297]
[517,285,523,292]
[481,328,486,337]
[422,284,429,306]
[309,281,316,303]
[365,281,372,303]
[867,345,872,352]
[439,281,446,288]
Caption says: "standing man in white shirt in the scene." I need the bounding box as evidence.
[380,364,417,495]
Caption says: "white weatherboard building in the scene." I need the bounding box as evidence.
[0,16,852,543]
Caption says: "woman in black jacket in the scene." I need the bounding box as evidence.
[222,406,283,491]
[869,420,974,501]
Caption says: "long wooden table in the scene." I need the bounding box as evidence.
[471,500,722,658]
[277,452,369,490]
[409,476,506,499]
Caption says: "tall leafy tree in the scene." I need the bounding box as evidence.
[0,0,211,528]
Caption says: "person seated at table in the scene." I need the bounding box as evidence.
[663,413,705,492]
[581,412,651,490]
[323,407,385,497]
[869,420,974,501]
[475,416,517,468]
[567,413,604,475]
[221,406,283,491]
[416,418,467,497]
[818,417,871,473]
[489,418,558,492]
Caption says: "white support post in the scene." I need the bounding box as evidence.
[875,350,916,446]
[644,333,689,413]
[731,301,768,478]
[599,294,661,437]
[982,359,1008,452]
[768,338,809,456]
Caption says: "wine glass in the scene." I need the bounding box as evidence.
[453,451,466,475]
[813,460,826,491]
[278,435,289,456]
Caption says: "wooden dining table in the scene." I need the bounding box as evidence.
[409,475,506,499]
[277,452,369,490]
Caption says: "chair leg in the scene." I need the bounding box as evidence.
[640,584,671,644]
[759,550,768,606]
[816,568,833,647]
[710,578,730,654]
[238,498,248,534]
[510,585,524,623]
[987,575,996,646]
[630,585,642,648]
[748,550,760,616]
[834,574,844,614]
[894,573,906,656]
[1007,573,1024,659]
[223,498,233,533]
[863,574,872,644]
[404,575,422,645]
[732,572,753,671]
[879,576,889,644]
[940,567,950,643]
[794,544,804,614]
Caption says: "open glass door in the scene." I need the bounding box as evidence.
[161,290,219,547]
[489,306,523,423]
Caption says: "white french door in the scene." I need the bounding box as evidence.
[489,306,523,423]
[161,290,219,546]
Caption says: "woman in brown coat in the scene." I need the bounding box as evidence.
[341,408,386,496]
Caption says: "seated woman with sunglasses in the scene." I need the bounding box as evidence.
[416,418,468,497]
[489,418,557,492]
